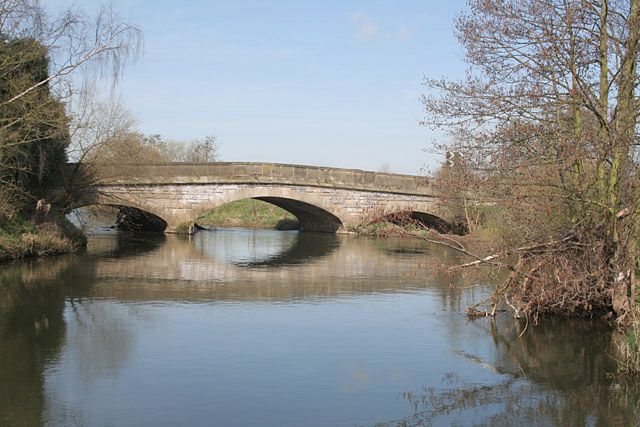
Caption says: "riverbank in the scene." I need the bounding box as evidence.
[196,199,299,230]
[0,215,86,262]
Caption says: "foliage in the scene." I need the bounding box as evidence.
[424,0,640,326]
[0,37,69,211]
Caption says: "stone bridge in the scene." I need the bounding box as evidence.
[74,162,450,233]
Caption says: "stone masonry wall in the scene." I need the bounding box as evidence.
[94,183,444,232]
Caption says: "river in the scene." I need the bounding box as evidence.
[0,228,638,426]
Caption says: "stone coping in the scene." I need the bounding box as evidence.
[72,162,435,197]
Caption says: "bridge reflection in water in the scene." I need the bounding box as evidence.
[86,229,465,303]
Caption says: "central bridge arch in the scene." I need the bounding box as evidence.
[252,197,342,232]
[188,185,345,233]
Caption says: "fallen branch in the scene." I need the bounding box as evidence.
[453,253,501,269]
[402,230,512,270]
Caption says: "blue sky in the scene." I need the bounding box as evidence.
[52,0,468,174]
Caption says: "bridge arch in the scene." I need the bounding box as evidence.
[189,187,346,233]
[73,189,172,232]
[113,206,168,232]
[252,197,342,232]
[379,210,456,233]
[71,202,169,232]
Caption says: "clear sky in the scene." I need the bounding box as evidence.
[51,0,468,174]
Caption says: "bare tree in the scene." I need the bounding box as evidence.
[181,135,219,163]
[0,0,141,106]
[424,0,640,322]
[66,83,138,163]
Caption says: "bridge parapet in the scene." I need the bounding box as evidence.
[78,162,434,197]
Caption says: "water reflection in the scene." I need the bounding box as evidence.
[80,230,472,305]
[236,232,340,267]
[374,317,640,426]
[0,230,638,426]
[194,228,299,265]
[42,300,151,426]
[98,232,167,258]
[191,228,341,267]
[0,258,69,426]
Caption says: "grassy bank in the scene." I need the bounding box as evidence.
[196,199,299,230]
[0,215,86,262]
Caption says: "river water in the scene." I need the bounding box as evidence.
[1,228,638,426]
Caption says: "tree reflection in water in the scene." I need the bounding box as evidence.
[0,257,71,426]
[372,317,640,426]
[0,253,146,426]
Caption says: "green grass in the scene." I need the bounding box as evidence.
[196,199,299,229]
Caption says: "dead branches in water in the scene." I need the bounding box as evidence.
[401,226,633,324]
